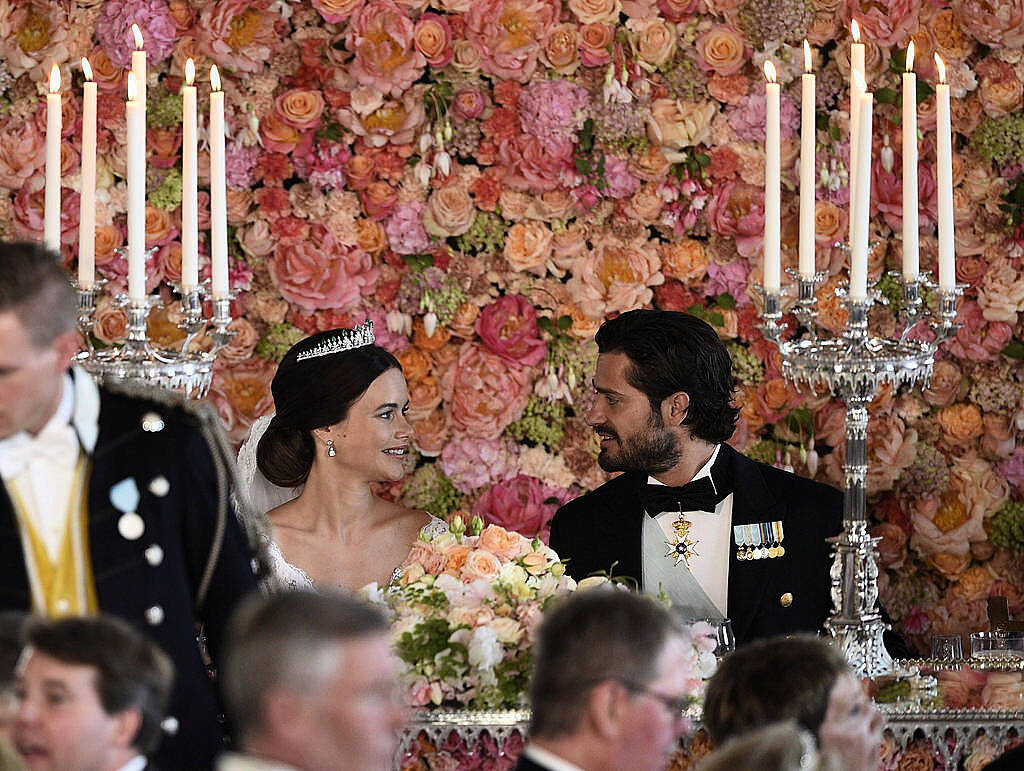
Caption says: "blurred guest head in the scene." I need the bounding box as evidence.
[703,635,882,770]
[13,615,173,771]
[525,590,690,771]
[220,591,406,771]
[1,612,27,747]
[697,721,837,771]
[0,242,79,440]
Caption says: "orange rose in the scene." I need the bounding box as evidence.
[411,408,448,457]
[275,88,325,131]
[172,37,208,80]
[478,524,523,561]
[355,218,388,254]
[442,543,472,575]
[148,127,181,165]
[407,376,442,422]
[413,316,451,351]
[93,224,122,265]
[396,346,433,382]
[423,186,475,237]
[225,189,253,226]
[158,242,183,284]
[631,17,677,68]
[87,47,123,91]
[568,0,621,24]
[448,303,480,339]
[579,22,614,66]
[462,548,502,581]
[696,25,746,76]
[761,377,792,411]
[660,238,708,282]
[953,565,994,601]
[938,403,984,443]
[260,112,302,153]
[927,551,971,580]
[560,303,602,340]
[931,9,974,61]
[814,201,846,245]
[145,206,176,248]
[346,155,376,190]
[541,23,580,75]
[93,299,128,345]
[504,220,552,274]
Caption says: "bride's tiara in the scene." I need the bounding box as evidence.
[295,320,375,362]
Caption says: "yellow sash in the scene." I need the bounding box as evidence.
[7,456,98,616]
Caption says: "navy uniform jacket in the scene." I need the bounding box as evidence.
[0,384,261,770]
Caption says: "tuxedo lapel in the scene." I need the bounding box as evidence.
[594,473,645,585]
[721,446,782,643]
[0,483,31,609]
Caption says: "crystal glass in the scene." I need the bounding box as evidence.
[931,634,963,660]
[694,617,736,660]
[970,631,1024,659]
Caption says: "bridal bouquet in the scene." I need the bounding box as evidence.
[384,515,575,710]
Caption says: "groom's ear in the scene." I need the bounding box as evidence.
[662,391,690,428]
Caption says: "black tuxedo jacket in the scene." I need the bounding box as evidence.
[550,444,843,645]
[513,752,560,771]
[0,384,260,770]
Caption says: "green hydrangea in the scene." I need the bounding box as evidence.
[874,272,904,314]
[506,395,566,449]
[746,439,785,466]
[455,212,507,255]
[147,84,184,129]
[899,442,950,498]
[737,0,813,47]
[149,168,182,211]
[402,464,464,517]
[726,341,764,387]
[421,282,466,325]
[969,114,1024,167]
[990,501,1024,549]
[255,323,306,363]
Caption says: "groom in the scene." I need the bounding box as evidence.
[551,309,844,647]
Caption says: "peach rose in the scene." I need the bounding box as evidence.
[93,224,123,266]
[207,358,276,443]
[414,13,453,67]
[979,73,1023,118]
[411,408,448,457]
[93,299,128,345]
[238,221,275,258]
[871,522,908,569]
[659,238,708,282]
[225,189,253,226]
[504,220,552,274]
[462,548,502,582]
[579,22,614,67]
[355,218,388,255]
[423,186,475,237]
[938,403,984,444]
[922,360,962,407]
[814,201,846,246]
[541,23,581,75]
[630,17,677,68]
[396,346,433,382]
[568,0,621,24]
[478,524,524,561]
[624,184,664,223]
[407,376,442,422]
[448,303,481,339]
[648,98,716,150]
[404,541,448,574]
[928,551,972,579]
[696,25,746,76]
[442,543,472,575]
[144,206,177,249]
[275,88,325,131]
[413,316,451,351]
[450,39,483,72]
[260,111,302,154]
[529,189,576,221]
[954,565,994,601]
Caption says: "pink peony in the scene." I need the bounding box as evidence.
[336,87,428,148]
[472,474,557,540]
[498,134,574,194]
[952,0,1024,48]
[345,0,426,97]
[1,1,73,78]
[0,120,45,190]
[207,358,276,444]
[439,437,518,494]
[268,225,378,313]
[705,181,766,259]
[466,0,558,82]
[474,295,548,367]
[844,0,918,47]
[196,0,281,74]
[95,0,177,69]
[946,300,1013,362]
[441,342,532,439]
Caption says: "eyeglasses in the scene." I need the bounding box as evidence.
[613,679,693,718]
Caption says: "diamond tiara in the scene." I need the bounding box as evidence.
[295,320,375,362]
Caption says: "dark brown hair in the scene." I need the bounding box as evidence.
[0,241,76,346]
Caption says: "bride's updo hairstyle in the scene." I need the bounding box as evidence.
[256,325,401,487]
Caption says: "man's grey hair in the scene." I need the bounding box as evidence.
[0,241,76,346]
[221,591,389,742]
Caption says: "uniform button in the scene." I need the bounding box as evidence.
[148,475,170,497]
[145,605,165,626]
[141,412,165,432]
[118,512,145,540]
[780,592,793,607]
[161,717,179,735]
[145,544,164,566]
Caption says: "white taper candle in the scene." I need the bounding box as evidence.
[209,65,229,299]
[79,59,97,288]
[126,72,147,301]
[935,54,955,292]
[764,60,781,293]
[181,59,198,290]
[902,42,919,282]
[799,41,816,279]
[45,64,62,253]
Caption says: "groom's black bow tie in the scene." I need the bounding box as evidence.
[642,476,725,516]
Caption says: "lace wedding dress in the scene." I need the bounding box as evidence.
[237,414,448,593]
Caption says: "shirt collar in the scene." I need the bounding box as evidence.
[217,753,301,771]
[70,366,100,453]
[115,756,148,771]
[646,444,721,493]
[522,744,587,771]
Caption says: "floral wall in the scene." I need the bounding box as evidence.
[3,0,1024,652]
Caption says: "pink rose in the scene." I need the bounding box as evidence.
[474,295,547,368]
[706,180,766,259]
[274,89,325,131]
[466,0,558,82]
[472,474,556,539]
[404,541,448,574]
[461,549,502,582]
[196,0,281,73]
[269,225,378,313]
[414,13,453,67]
[844,0,918,47]
[441,342,531,439]
[695,25,747,76]
[947,300,1013,362]
[0,120,45,190]
[498,134,574,194]
[346,0,426,97]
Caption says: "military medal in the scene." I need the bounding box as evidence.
[665,515,699,567]
[734,522,786,560]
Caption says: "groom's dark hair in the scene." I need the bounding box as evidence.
[528,590,679,738]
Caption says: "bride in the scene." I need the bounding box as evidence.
[237,321,446,592]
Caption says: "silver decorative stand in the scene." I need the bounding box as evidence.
[760,270,962,677]
[74,277,236,398]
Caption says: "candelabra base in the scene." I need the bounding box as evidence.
[77,352,216,398]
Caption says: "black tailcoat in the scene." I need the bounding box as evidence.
[0,385,260,770]
[550,444,842,645]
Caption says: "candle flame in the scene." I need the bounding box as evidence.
[851,19,860,43]
[763,60,777,83]
[803,40,812,73]
[82,57,93,81]
[935,53,946,83]
[185,58,195,86]
[131,23,144,49]
[48,63,60,94]
[127,71,137,102]
[852,69,866,93]
[210,64,221,91]
[906,40,915,72]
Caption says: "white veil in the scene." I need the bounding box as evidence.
[236,414,303,517]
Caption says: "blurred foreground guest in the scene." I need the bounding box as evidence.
[698,721,838,771]
[518,590,692,771]
[1,612,26,771]
[13,615,173,771]
[219,592,406,771]
[703,636,883,771]
[0,242,261,768]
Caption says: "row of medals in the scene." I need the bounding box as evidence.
[737,542,784,561]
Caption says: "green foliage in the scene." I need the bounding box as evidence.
[874,272,904,313]
[255,323,307,363]
[506,395,567,449]
[402,464,464,517]
[147,84,183,128]
[990,501,1024,549]
[455,211,507,254]
[149,168,182,211]
[970,114,1024,168]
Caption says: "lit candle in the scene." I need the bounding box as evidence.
[848,20,865,250]
[209,65,228,299]
[45,63,61,253]
[850,70,872,301]
[902,41,919,282]
[799,40,816,279]
[935,54,955,292]
[131,23,146,112]
[79,58,97,288]
[126,72,147,301]
[181,59,198,290]
[763,60,781,293]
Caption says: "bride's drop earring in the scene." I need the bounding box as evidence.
[326,439,336,457]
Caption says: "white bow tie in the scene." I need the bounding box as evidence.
[0,423,80,479]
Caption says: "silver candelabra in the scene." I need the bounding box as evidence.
[760,268,961,677]
[74,275,236,398]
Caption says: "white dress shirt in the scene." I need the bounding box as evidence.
[521,744,586,771]
[217,753,300,771]
[116,756,148,771]
[648,444,733,616]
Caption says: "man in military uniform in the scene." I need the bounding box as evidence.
[0,241,262,769]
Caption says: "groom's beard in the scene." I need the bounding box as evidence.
[595,411,682,475]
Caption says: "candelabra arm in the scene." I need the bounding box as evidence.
[176,285,207,354]
[898,275,926,343]
[931,286,963,343]
[73,279,105,355]
[757,286,785,342]
[209,295,236,351]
